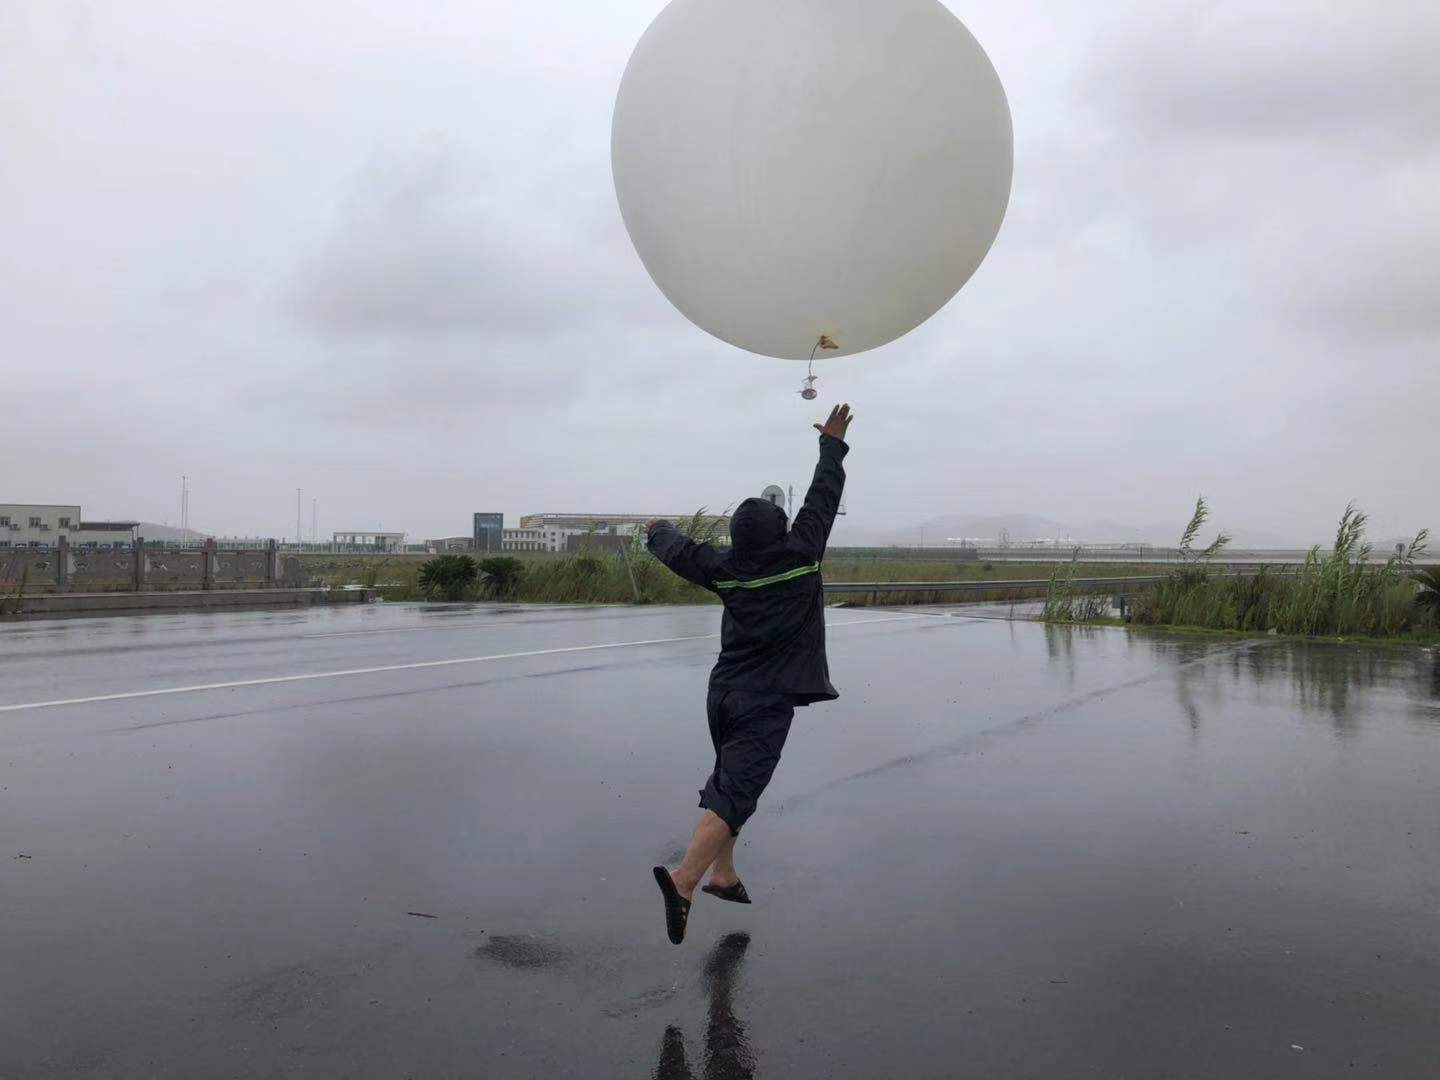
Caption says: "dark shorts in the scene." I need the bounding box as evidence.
[699,689,795,836]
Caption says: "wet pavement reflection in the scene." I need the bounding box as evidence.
[2,605,1438,1078]
[654,933,754,1080]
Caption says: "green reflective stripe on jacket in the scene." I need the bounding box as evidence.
[713,562,821,591]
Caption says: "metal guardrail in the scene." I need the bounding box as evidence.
[824,575,1164,595]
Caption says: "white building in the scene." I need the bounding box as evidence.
[332,530,406,551]
[0,504,137,549]
[502,527,552,552]
[513,513,731,553]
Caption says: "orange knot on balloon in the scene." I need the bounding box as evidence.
[817,335,839,350]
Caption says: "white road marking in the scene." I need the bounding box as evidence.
[0,613,930,714]
[301,622,514,639]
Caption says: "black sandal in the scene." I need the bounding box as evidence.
[652,866,691,944]
[700,880,752,905]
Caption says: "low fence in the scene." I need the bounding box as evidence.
[833,546,1433,566]
[0,538,308,593]
[159,539,432,555]
[823,575,1172,609]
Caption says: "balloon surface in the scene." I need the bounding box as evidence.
[612,0,1013,361]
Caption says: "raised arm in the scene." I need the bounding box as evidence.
[646,521,724,591]
[788,404,852,562]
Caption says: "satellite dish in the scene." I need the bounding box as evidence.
[761,485,787,509]
[612,0,1013,369]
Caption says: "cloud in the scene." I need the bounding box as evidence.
[1289,223,1440,343]
[1089,2,1440,146]
[287,141,669,341]
[1,0,1434,543]
[1066,0,1440,355]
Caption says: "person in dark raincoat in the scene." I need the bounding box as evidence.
[649,404,853,944]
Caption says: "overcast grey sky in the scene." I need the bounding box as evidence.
[4,1,1436,545]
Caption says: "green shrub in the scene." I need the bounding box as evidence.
[478,557,524,599]
[1412,566,1440,625]
[417,555,479,602]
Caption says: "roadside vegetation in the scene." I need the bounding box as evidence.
[1041,557,1114,623]
[298,511,1167,607]
[0,566,28,617]
[417,555,479,601]
[1045,498,1438,644]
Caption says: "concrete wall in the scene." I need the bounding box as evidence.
[1,549,59,584]
[9,588,372,618]
[67,549,137,585]
[145,550,206,585]
[0,539,298,593]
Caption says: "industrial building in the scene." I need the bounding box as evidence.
[332,530,406,552]
[515,512,731,552]
[0,504,138,548]
[439,512,734,555]
[472,513,504,552]
[429,529,570,553]
[502,527,549,552]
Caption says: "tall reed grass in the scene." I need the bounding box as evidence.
[1042,555,1113,622]
[1129,502,1434,638]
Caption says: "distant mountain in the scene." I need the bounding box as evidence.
[835,514,1052,546]
[830,513,1310,550]
[1127,520,1303,549]
[905,514,1068,542]
[136,523,211,542]
[833,513,1107,548]
[1197,525,1304,550]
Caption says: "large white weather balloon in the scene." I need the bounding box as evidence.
[612,0,1013,362]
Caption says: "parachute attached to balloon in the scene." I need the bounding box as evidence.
[612,0,1013,396]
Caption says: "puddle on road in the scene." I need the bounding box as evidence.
[473,934,572,970]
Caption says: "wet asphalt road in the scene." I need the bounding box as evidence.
[2,603,1438,1079]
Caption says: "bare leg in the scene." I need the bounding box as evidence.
[669,810,732,900]
[708,835,739,887]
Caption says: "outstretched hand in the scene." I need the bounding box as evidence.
[813,403,853,441]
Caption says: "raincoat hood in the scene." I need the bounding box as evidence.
[729,498,788,553]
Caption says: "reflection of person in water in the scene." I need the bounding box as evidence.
[653,932,755,1080]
